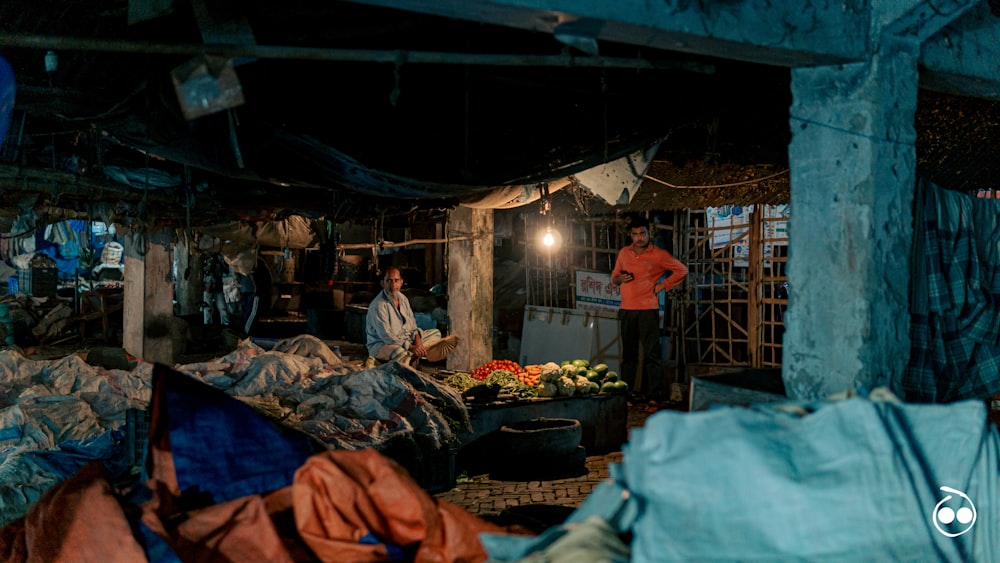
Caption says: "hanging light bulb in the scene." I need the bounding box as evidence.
[542,227,555,247]
[537,224,562,251]
[535,182,561,251]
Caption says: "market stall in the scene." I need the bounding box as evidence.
[438,357,631,476]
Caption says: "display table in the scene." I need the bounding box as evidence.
[462,393,628,454]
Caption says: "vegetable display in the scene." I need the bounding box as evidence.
[443,357,628,400]
[472,359,526,380]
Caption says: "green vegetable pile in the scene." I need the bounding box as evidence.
[443,372,480,392]
[486,369,536,399]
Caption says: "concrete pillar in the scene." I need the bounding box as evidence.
[123,229,176,365]
[447,206,493,372]
[782,36,918,400]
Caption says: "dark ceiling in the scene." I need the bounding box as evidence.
[0,0,995,228]
[0,0,792,225]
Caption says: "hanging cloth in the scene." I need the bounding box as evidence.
[899,179,1000,402]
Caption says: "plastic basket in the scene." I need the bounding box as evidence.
[125,408,150,468]
[15,265,56,297]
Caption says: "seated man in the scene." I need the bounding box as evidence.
[365,267,460,366]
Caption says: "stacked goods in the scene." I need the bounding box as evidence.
[532,361,594,398]
[590,364,629,395]
[518,364,542,387]
[442,372,481,393]
[565,359,629,394]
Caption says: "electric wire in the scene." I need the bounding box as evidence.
[644,168,789,189]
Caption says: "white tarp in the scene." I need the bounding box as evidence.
[0,335,468,526]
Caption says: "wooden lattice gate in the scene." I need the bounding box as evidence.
[673,205,789,375]
[518,206,789,381]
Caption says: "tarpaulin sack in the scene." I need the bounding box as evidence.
[0,363,512,562]
[133,363,324,562]
[627,398,998,560]
[482,396,1000,561]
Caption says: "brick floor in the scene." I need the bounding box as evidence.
[435,450,625,516]
[435,402,663,517]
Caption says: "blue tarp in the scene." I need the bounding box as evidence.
[155,363,322,505]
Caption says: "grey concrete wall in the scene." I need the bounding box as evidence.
[783,40,918,399]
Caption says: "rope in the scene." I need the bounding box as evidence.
[645,168,789,189]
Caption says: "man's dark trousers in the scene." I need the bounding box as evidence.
[618,309,662,397]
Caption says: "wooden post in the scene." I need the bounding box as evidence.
[447,206,493,372]
[123,229,176,365]
[747,208,761,368]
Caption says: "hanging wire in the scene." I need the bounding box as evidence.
[601,69,609,163]
[645,168,789,189]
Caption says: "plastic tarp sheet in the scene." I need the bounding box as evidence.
[255,215,318,249]
[175,335,469,452]
[0,335,469,527]
[0,352,150,526]
[483,394,999,561]
[0,366,503,563]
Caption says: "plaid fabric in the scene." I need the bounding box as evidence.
[900,179,1000,402]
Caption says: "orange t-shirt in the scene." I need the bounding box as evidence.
[613,244,688,310]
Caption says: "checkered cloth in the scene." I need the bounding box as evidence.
[900,179,1000,402]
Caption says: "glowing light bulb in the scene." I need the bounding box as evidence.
[543,230,555,247]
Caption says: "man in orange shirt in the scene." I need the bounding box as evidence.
[612,217,688,403]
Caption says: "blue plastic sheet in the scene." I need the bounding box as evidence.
[0,57,13,147]
[156,364,322,505]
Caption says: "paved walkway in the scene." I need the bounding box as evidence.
[435,450,624,516]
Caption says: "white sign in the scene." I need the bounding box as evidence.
[574,270,620,312]
[707,204,790,267]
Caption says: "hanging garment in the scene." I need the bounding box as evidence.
[901,178,1000,402]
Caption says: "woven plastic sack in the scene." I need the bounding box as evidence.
[622,398,998,561]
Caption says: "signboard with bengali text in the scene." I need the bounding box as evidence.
[574,270,621,312]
